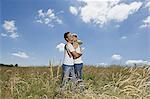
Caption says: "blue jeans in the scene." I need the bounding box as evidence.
[74,63,83,79]
[61,64,76,86]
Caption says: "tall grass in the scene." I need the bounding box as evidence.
[0,65,150,99]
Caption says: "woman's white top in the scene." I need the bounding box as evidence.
[74,45,83,64]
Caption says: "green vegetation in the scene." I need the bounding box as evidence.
[0,65,150,99]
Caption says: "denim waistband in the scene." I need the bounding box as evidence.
[74,63,83,65]
[62,64,74,67]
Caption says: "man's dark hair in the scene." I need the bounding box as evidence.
[64,32,70,41]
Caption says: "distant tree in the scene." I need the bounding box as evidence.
[15,64,18,67]
[10,64,14,67]
[0,64,4,66]
[134,63,137,67]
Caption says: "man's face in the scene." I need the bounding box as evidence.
[66,33,73,42]
[73,35,77,42]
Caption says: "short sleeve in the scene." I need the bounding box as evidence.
[67,43,75,52]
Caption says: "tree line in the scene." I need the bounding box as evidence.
[0,64,18,67]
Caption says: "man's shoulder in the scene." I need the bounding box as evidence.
[66,42,75,51]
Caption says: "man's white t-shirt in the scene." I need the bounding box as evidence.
[63,43,75,65]
[74,45,83,64]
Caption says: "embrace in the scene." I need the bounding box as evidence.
[61,32,83,87]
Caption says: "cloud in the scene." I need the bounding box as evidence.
[95,63,108,67]
[56,43,65,52]
[69,6,78,16]
[125,60,150,66]
[107,2,142,22]
[140,1,150,28]
[99,63,108,66]
[72,0,142,27]
[81,47,85,51]
[11,51,29,59]
[56,42,85,53]
[145,0,150,11]
[1,33,8,37]
[140,16,150,28]
[2,20,19,39]
[121,36,127,40]
[36,9,62,28]
[111,54,122,60]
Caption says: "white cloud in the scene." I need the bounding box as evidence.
[81,47,85,51]
[140,16,150,28]
[125,60,150,66]
[36,9,62,28]
[9,32,19,38]
[56,43,65,52]
[121,36,127,40]
[99,63,108,66]
[145,0,150,11]
[73,0,142,27]
[95,62,108,67]
[11,51,29,59]
[3,20,17,32]
[1,33,8,37]
[112,54,122,60]
[56,43,85,53]
[107,2,142,22]
[69,6,78,16]
[140,1,150,28]
[2,20,19,39]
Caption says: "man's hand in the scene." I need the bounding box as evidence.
[70,51,82,59]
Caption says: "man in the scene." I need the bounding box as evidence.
[61,32,82,87]
[72,34,83,80]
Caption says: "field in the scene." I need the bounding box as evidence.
[0,65,150,99]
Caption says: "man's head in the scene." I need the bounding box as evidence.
[64,32,73,42]
[72,33,78,42]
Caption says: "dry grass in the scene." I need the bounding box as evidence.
[0,65,150,99]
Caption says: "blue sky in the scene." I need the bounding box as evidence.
[0,0,150,66]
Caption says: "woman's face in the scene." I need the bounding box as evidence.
[73,35,78,42]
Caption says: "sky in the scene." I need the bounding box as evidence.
[0,0,150,66]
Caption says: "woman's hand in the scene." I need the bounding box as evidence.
[73,42,78,49]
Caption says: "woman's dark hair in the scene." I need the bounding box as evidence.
[73,35,77,37]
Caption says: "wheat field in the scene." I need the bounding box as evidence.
[0,65,150,99]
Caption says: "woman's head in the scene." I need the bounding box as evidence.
[72,33,78,42]
[72,33,83,45]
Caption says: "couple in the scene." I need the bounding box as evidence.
[61,32,83,87]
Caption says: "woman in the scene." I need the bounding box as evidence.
[72,33,83,80]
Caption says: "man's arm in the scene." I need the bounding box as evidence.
[65,44,72,58]
[70,51,82,59]
[66,43,82,59]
